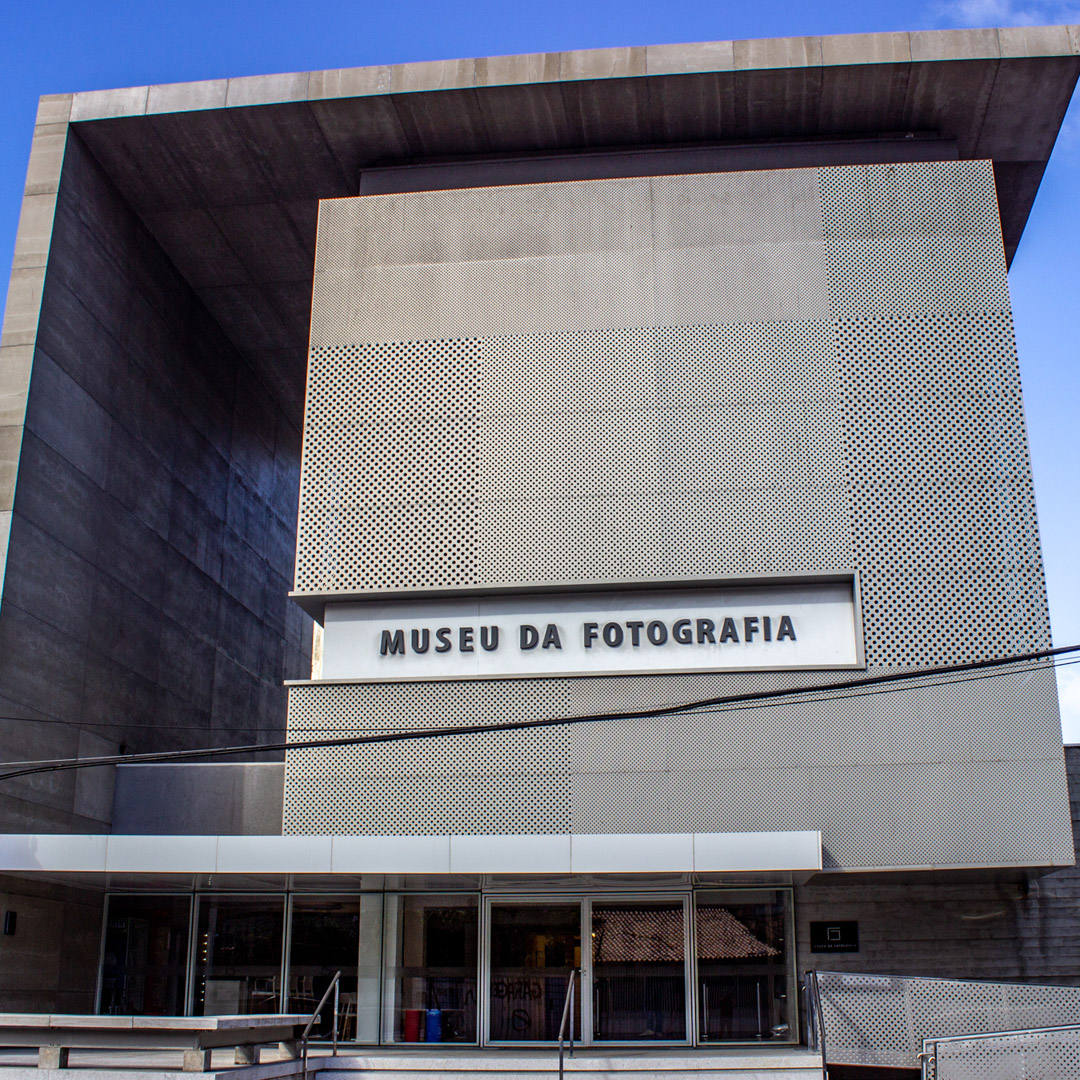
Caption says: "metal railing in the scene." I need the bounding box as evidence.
[804,971,827,1080]
[557,969,580,1080]
[809,969,1080,1072]
[301,970,342,1080]
[921,1024,1080,1080]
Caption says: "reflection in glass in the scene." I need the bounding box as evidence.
[288,894,383,1042]
[591,901,686,1041]
[695,890,794,1042]
[489,903,581,1042]
[193,895,284,1015]
[100,895,190,1015]
[382,894,478,1044]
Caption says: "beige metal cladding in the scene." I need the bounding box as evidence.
[300,168,841,596]
[297,161,1042,663]
[298,322,847,593]
[285,161,1067,869]
[284,663,1068,869]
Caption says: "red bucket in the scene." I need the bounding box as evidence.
[403,1009,424,1042]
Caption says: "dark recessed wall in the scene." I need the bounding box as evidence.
[0,131,311,832]
[0,874,102,1012]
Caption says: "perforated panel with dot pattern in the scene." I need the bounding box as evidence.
[284,162,1069,870]
[932,1027,1080,1080]
[296,321,849,593]
[837,310,1046,668]
[297,338,481,591]
[283,664,1071,869]
[816,972,1080,1070]
[819,160,1010,318]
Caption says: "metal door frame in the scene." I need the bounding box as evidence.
[481,892,693,1048]
[482,894,586,1047]
[585,893,693,1048]
[689,886,798,1047]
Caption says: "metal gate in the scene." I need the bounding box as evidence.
[807,970,1080,1071]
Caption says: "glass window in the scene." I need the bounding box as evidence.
[489,902,581,1042]
[591,900,687,1041]
[193,895,284,1016]
[382,894,478,1044]
[695,889,795,1042]
[289,894,383,1042]
[100,895,190,1015]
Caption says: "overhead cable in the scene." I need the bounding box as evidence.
[0,643,1075,782]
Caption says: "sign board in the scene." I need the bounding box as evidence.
[319,580,859,682]
[810,921,860,953]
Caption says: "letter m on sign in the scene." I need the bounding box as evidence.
[380,630,405,655]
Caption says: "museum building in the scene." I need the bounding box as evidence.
[0,24,1079,1050]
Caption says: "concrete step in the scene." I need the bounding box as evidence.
[0,1046,823,1079]
[316,1048,823,1080]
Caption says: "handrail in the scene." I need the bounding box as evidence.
[809,969,1080,1072]
[920,1024,1080,1080]
[806,971,827,1080]
[301,970,342,1080]
[557,969,580,1080]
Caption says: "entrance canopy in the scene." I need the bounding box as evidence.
[0,830,820,880]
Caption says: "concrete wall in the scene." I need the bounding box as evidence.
[0,129,312,832]
[0,875,102,1012]
[111,763,284,834]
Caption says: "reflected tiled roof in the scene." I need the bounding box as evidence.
[592,907,780,963]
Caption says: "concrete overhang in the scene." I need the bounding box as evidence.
[28,25,1074,425]
[0,830,823,882]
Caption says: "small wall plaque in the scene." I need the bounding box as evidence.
[810,920,858,952]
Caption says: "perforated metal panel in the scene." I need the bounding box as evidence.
[819,160,1009,318]
[283,664,1070,865]
[815,971,1080,1071]
[296,321,848,593]
[298,338,481,591]
[284,162,1068,870]
[837,310,1045,668]
[927,1027,1080,1080]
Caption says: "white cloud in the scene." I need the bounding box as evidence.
[930,0,1080,27]
[1057,665,1080,744]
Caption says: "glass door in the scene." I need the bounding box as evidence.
[694,889,795,1043]
[99,895,190,1016]
[588,897,691,1044]
[191,895,285,1015]
[486,900,582,1043]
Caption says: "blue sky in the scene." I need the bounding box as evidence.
[2,0,1079,730]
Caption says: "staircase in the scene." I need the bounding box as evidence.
[0,1044,823,1080]
[315,1047,823,1080]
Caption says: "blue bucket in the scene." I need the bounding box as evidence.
[425,1008,442,1043]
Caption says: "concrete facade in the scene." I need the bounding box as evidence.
[0,876,101,1013]
[283,159,1067,874]
[0,128,312,834]
[0,24,1078,1029]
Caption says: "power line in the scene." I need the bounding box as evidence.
[685,655,1080,717]
[2,648,1077,738]
[284,656,1080,731]
[0,715,281,733]
[0,643,1075,782]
